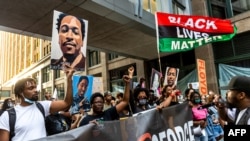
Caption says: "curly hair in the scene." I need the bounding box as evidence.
[56,13,85,40]
[133,87,149,100]
[189,91,202,105]
[14,77,36,99]
[90,92,104,105]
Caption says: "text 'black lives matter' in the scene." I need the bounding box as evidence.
[224,125,250,140]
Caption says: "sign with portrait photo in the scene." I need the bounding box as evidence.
[163,67,179,88]
[150,68,162,97]
[50,10,88,71]
[70,75,93,115]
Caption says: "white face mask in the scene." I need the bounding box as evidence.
[24,98,35,104]
[138,99,147,105]
[22,94,35,104]
[7,102,14,108]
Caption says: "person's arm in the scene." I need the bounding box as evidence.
[217,106,230,122]
[116,66,134,113]
[0,129,9,141]
[50,65,75,114]
[70,113,82,129]
[0,112,10,141]
[212,95,229,122]
[156,90,176,110]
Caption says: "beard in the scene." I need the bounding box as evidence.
[226,102,236,109]
[226,96,238,109]
[31,95,39,101]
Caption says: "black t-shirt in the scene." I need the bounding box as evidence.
[79,106,119,126]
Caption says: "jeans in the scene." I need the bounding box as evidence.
[194,131,208,141]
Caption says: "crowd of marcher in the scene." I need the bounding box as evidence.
[1,64,250,141]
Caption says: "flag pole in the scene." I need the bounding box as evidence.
[155,12,163,92]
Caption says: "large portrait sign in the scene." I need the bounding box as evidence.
[50,10,88,71]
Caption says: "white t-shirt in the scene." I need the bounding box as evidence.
[0,101,51,141]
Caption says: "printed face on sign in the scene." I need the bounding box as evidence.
[59,15,83,56]
[163,67,179,88]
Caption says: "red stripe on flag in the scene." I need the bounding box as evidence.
[156,12,234,34]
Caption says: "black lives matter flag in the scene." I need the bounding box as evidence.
[155,12,237,52]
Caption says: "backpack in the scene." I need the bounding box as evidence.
[45,112,71,135]
[7,102,71,140]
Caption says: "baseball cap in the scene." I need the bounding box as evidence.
[220,76,250,93]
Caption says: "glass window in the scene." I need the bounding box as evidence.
[108,53,119,60]
[32,72,39,84]
[231,0,250,13]
[208,0,248,18]
[143,0,157,14]
[172,0,185,14]
[0,90,11,97]
[42,66,50,83]
[55,84,65,100]
[88,50,101,67]
[54,69,61,79]
[109,65,137,92]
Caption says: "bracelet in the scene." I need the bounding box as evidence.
[170,92,175,97]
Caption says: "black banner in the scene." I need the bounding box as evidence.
[32,102,194,141]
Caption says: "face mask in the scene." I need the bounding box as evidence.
[7,102,14,108]
[23,94,35,104]
[194,99,201,104]
[138,99,147,105]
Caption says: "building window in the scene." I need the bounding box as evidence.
[109,64,137,92]
[207,0,248,19]
[231,0,250,14]
[43,40,51,57]
[172,0,185,14]
[88,50,101,67]
[143,0,157,14]
[55,84,65,100]
[54,69,61,79]
[32,72,40,84]
[42,66,50,83]
[108,53,119,60]
[0,90,11,98]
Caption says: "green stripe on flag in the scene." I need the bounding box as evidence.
[159,25,237,52]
